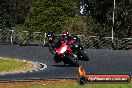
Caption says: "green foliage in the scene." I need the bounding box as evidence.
[0,0,17,28]
[83,0,113,23]
[75,0,113,37]
[16,0,31,24]
[63,16,90,35]
[83,0,132,38]
[106,0,132,38]
[114,0,132,38]
[24,0,77,33]
[0,58,32,72]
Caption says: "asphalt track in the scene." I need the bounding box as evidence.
[0,45,132,80]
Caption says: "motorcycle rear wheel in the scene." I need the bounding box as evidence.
[78,49,89,61]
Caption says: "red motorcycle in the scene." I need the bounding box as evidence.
[65,36,89,61]
[53,39,79,67]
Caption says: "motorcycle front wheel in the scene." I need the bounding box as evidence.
[67,53,79,67]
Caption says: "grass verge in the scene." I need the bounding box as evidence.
[0,79,131,88]
[0,57,34,73]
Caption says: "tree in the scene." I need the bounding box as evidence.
[0,0,17,28]
[81,0,131,38]
[115,0,132,38]
[0,0,18,44]
[107,0,132,38]
[75,0,113,37]
[24,0,77,33]
[16,0,31,24]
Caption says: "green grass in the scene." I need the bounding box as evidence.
[0,58,33,72]
[17,82,132,88]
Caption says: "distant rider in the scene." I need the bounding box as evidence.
[60,31,80,44]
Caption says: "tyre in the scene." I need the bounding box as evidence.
[78,49,89,61]
[54,54,62,63]
[67,53,79,67]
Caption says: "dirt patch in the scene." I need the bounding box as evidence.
[0,79,76,88]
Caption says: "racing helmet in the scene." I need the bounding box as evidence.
[47,32,56,42]
[62,31,69,38]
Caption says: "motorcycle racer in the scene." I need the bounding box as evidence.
[46,32,62,63]
[46,32,56,54]
[47,31,89,65]
[60,31,80,44]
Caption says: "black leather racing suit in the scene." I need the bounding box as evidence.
[48,38,62,63]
